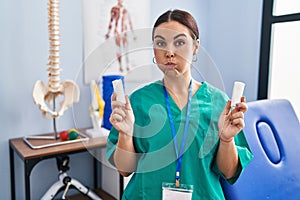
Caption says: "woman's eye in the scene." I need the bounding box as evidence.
[175,40,185,46]
[155,41,166,47]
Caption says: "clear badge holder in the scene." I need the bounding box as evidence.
[162,182,193,200]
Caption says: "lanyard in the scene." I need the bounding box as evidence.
[163,80,193,187]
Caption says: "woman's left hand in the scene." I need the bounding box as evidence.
[218,97,248,142]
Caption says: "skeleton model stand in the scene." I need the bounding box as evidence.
[25,0,88,148]
[30,0,101,199]
[32,0,79,129]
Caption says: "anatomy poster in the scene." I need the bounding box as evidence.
[83,0,152,84]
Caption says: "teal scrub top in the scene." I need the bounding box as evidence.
[106,81,253,200]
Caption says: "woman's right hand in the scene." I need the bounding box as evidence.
[109,93,135,135]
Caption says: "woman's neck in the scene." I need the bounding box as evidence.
[163,75,191,94]
[163,76,192,110]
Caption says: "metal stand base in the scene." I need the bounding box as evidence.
[41,155,102,200]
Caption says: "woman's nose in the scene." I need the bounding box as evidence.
[166,49,174,58]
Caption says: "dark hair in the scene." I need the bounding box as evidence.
[152,9,199,41]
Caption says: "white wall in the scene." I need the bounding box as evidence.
[0,0,263,199]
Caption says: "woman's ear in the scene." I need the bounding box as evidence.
[193,39,200,55]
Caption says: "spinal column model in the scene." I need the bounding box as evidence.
[33,0,79,119]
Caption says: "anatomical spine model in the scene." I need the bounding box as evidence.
[33,0,79,119]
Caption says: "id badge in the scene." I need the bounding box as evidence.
[162,182,193,200]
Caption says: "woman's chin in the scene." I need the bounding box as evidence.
[164,69,187,79]
[164,68,177,75]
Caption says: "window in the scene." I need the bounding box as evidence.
[259,0,300,118]
[273,0,300,16]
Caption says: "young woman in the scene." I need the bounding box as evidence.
[106,9,253,200]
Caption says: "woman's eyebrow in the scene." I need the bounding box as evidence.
[154,33,187,40]
[174,34,187,40]
[154,35,165,40]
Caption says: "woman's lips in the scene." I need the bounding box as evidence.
[165,62,176,68]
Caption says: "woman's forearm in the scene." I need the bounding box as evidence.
[216,140,239,179]
[114,132,137,177]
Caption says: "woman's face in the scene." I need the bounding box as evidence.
[153,20,199,77]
